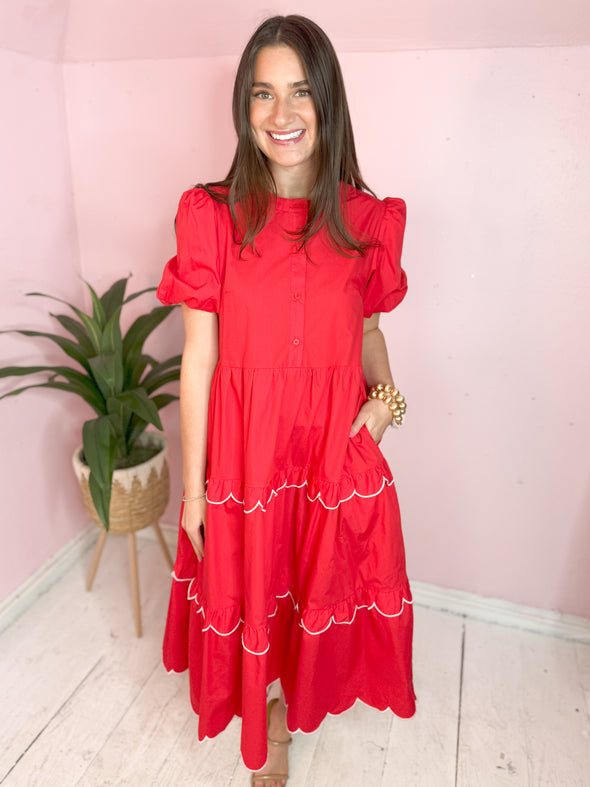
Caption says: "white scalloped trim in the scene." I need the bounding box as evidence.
[171,572,412,655]
[300,597,412,636]
[205,474,395,514]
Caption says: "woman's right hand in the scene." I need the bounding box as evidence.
[182,497,207,561]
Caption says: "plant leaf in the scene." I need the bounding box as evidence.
[127,354,154,389]
[126,393,177,448]
[85,281,106,330]
[123,286,156,304]
[27,292,102,353]
[75,311,102,353]
[0,329,91,371]
[0,378,105,413]
[122,306,176,363]
[0,364,71,379]
[0,365,105,411]
[126,419,147,449]
[83,416,116,529]
[111,388,163,430]
[143,367,181,395]
[51,313,95,355]
[89,353,123,399]
[151,393,179,410]
[88,473,111,531]
[140,355,182,392]
[100,307,123,356]
[100,278,129,320]
[104,396,127,457]
[82,415,116,530]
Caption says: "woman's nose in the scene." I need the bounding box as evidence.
[270,95,294,126]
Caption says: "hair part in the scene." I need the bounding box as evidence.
[201,14,375,256]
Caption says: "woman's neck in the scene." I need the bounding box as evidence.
[270,161,316,199]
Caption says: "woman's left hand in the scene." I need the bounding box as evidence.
[349,399,392,443]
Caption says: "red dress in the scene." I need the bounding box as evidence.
[157,185,416,771]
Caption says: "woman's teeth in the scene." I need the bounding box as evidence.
[269,130,303,141]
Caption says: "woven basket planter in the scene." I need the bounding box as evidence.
[72,432,170,534]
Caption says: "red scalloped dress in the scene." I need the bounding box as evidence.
[157,185,416,770]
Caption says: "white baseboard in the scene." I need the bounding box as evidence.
[411,580,590,644]
[0,524,96,635]
[1,527,588,644]
[0,522,178,636]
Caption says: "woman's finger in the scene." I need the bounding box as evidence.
[349,414,367,438]
[182,500,207,561]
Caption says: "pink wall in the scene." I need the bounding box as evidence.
[0,34,88,600]
[64,0,590,58]
[1,4,589,618]
[345,47,590,616]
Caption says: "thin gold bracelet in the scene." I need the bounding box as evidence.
[182,492,206,502]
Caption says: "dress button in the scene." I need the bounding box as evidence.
[293,292,302,300]
[292,338,300,346]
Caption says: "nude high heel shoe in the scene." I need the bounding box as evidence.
[251,698,292,785]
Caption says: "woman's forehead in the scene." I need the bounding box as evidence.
[253,45,307,83]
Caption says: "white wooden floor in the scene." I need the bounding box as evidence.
[1,533,589,787]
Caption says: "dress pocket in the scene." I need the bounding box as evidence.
[348,423,384,466]
[358,423,378,444]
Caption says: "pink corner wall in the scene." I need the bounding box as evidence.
[0,21,87,600]
[1,4,589,618]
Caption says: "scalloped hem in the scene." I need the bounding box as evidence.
[171,571,412,656]
[285,694,416,737]
[205,462,395,514]
[162,598,416,770]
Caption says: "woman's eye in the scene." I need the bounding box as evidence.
[296,89,311,97]
[253,91,271,100]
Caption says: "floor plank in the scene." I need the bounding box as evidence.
[457,619,590,787]
[381,606,464,786]
[303,700,392,787]
[577,641,590,719]
[152,690,241,787]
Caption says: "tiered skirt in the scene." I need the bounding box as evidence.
[163,365,416,770]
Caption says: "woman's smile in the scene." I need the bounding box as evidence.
[267,129,306,143]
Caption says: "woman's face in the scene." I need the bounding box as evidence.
[250,45,318,190]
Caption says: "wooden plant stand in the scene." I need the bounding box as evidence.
[73,434,173,638]
[86,522,173,637]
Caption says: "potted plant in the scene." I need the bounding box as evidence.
[0,277,181,532]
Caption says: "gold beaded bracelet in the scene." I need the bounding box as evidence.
[367,383,407,428]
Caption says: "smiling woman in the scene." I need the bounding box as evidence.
[156,14,415,787]
[249,46,317,197]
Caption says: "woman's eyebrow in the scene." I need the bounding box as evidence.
[252,79,310,89]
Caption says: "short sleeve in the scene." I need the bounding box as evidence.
[156,188,221,312]
[363,197,408,317]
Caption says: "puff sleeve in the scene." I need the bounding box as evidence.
[363,197,408,317]
[156,188,222,312]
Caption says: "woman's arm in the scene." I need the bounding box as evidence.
[179,303,219,560]
[349,313,397,442]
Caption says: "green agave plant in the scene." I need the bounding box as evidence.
[0,277,181,530]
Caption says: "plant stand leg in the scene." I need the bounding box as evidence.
[128,532,142,638]
[152,522,174,570]
[87,529,107,591]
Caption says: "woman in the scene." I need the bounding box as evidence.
[157,15,416,786]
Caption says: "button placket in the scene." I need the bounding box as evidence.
[288,246,306,366]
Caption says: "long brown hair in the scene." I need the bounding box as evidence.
[201,15,375,256]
